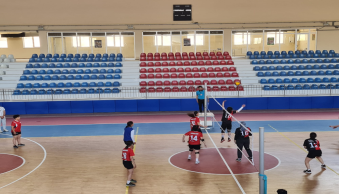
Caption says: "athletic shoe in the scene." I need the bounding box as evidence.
[13,145,18,149]
[130,179,137,183]
[126,183,136,187]
[188,155,191,160]
[248,157,253,160]
[3,129,8,132]
[236,158,241,162]
[18,144,25,146]
[221,138,225,143]
[195,161,200,164]
[228,138,231,142]
[321,164,326,169]
[303,169,312,174]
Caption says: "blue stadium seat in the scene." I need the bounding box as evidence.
[253,51,259,55]
[97,82,104,87]
[329,50,335,54]
[108,63,114,67]
[288,60,294,64]
[318,71,325,75]
[319,84,326,89]
[110,53,116,58]
[276,66,282,70]
[271,85,278,90]
[257,72,264,77]
[48,63,55,68]
[323,59,330,63]
[268,79,275,83]
[311,84,318,89]
[302,71,310,76]
[63,89,71,94]
[265,60,272,64]
[80,89,87,94]
[104,88,112,93]
[64,63,71,68]
[102,58,108,62]
[23,70,30,75]
[28,76,35,80]
[58,58,64,62]
[295,85,302,90]
[247,51,252,56]
[306,65,312,69]
[314,78,322,83]
[81,82,89,87]
[283,65,290,70]
[327,84,335,89]
[306,54,312,58]
[29,89,38,95]
[283,78,290,83]
[260,79,267,84]
[280,71,287,76]
[261,66,268,71]
[86,63,93,67]
[320,64,327,69]
[93,63,100,67]
[21,90,30,95]
[112,88,120,93]
[65,82,73,87]
[281,60,287,64]
[68,54,74,58]
[47,70,53,74]
[92,69,99,74]
[36,58,43,62]
[32,54,38,58]
[44,75,51,80]
[309,71,317,75]
[36,75,43,80]
[295,59,301,63]
[73,82,80,87]
[313,65,320,69]
[107,69,114,73]
[83,75,90,80]
[263,85,270,90]
[291,65,297,70]
[259,60,265,64]
[115,63,122,67]
[308,50,314,55]
[298,65,305,70]
[80,58,86,62]
[287,71,294,76]
[301,50,307,55]
[271,55,277,59]
[20,76,27,80]
[89,82,96,87]
[288,51,294,55]
[322,50,328,55]
[299,78,306,83]
[70,69,76,74]
[260,51,266,55]
[28,58,34,62]
[24,83,32,88]
[273,51,280,55]
[323,78,330,83]
[276,79,283,83]
[54,89,62,94]
[302,84,310,90]
[100,69,107,73]
[59,75,67,80]
[47,89,54,94]
[91,75,98,79]
[54,70,61,74]
[34,64,41,68]
[41,63,48,68]
[291,78,298,83]
[326,70,332,75]
[272,72,279,76]
[291,54,297,58]
[71,89,79,94]
[71,63,78,68]
[65,58,72,62]
[267,66,274,70]
[49,83,57,88]
[50,58,57,62]
[336,84,339,89]
[95,54,102,58]
[51,75,59,80]
[82,54,88,58]
[88,89,95,93]
[101,63,107,67]
[113,81,120,87]
[331,59,337,63]
[263,55,269,59]
[41,83,48,88]
[85,69,91,74]
[330,77,337,82]
[77,69,84,74]
[315,50,321,54]
[87,58,94,62]
[106,75,114,79]
[38,89,46,95]
[94,58,101,62]
[26,64,33,68]
[117,53,123,58]
[309,59,316,63]
[295,71,302,76]
[264,72,272,76]
[302,59,308,63]
[75,75,82,80]
[60,54,66,58]
[103,53,109,58]
[98,75,105,79]
[250,55,255,59]
[17,83,24,88]
[105,82,113,87]
[62,70,69,74]
[287,85,294,90]
[57,83,65,88]
[277,85,285,90]
[335,70,339,75]
[109,57,115,62]
[316,59,323,63]
[79,63,85,68]
[280,51,287,55]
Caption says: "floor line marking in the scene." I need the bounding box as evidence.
[125,127,139,194]
[268,124,339,176]
[0,135,47,190]
[0,154,26,175]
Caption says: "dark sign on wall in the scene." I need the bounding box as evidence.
[173,5,192,21]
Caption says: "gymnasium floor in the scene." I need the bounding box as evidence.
[1,110,339,194]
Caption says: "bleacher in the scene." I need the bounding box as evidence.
[28,53,123,63]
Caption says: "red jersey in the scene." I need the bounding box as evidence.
[185,131,203,145]
[11,120,21,132]
[190,117,200,129]
[122,148,135,161]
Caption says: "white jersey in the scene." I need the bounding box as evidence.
[0,107,4,117]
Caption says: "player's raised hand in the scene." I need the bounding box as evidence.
[242,104,246,108]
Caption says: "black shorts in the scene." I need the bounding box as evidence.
[123,161,134,169]
[189,144,201,150]
[221,122,232,133]
[124,141,134,146]
[307,150,322,159]
[12,132,21,136]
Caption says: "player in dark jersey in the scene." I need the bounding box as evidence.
[182,125,207,164]
[220,100,246,143]
[303,132,326,174]
[234,121,252,161]
[187,111,207,132]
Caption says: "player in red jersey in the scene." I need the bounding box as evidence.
[187,111,207,131]
[122,142,137,187]
[182,125,207,164]
[11,115,24,149]
[303,132,326,174]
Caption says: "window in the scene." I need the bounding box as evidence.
[254,38,262,44]
[107,36,124,47]
[298,34,307,41]
[267,32,283,44]
[72,37,90,47]
[23,36,40,48]
[0,38,7,48]
[155,36,171,46]
[233,33,250,45]
[187,35,203,45]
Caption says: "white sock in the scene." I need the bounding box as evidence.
[196,158,199,162]
[188,155,191,158]
[222,135,224,138]
[127,181,131,184]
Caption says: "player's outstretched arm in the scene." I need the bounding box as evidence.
[222,100,226,108]
[330,125,339,129]
[236,104,246,113]
[182,135,186,142]
[201,138,207,147]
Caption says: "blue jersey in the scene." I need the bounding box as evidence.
[196,90,205,100]
[123,127,135,142]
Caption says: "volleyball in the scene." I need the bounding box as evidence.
[235,81,241,86]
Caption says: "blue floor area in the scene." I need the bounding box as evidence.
[0,120,338,138]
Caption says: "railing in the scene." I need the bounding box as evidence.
[2,85,339,102]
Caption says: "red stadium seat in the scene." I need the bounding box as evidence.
[222,67,228,71]
[155,68,162,73]
[148,81,155,86]
[201,73,208,78]
[196,56,203,60]
[163,68,169,73]
[183,56,189,60]
[213,61,219,65]
[140,62,146,67]
[193,73,200,78]
[171,80,179,86]
[207,67,214,72]
[192,67,199,72]
[148,68,154,73]
[204,56,210,60]
[178,73,185,78]
[140,68,147,73]
[172,87,179,92]
[154,56,160,61]
[164,80,171,86]
[177,61,183,66]
[154,62,161,67]
[155,74,162,79]
[164,87,171,92]
[211,80,218,85]
[198,61,205,66]
[226,79,234,85]
[226,55,232,60]
[140,53,146,57]
[196,52,202,56]
[190,56,196,60]
[212,86,219,91]
[220,61,227,65]
[202,80,209,85]
[189,52,195,56]
[176,56,182,60]
[216,52,222,56]
[184,61,190,66]
[148,62,154,67]
[156,81,163,86]
[161,57,167,61]
[148,87,156,93]
[223,52,229,56]
[211,56,217,60]
[168,52,174,57]
[194,80,202,86]
[234,79,241,84]
[227,60,234,65]
[232,72,239,77]
[206,61,212,65]
[215,67,221,72]
[191,61,198,66]
[179,80,186,86]
[218,80,226,85]
[169,62,176,66]
[229,86,236,91]
[175,52,181,57]
[148,74,155,79]
[237,85,244,91]
[145,57,152,61]
[203,52,209,56]
[200,67,206,72]
[185,67,192,72]
[170,68,176,72]
[195,80,202,85]
[178,68,184,72]
[161,52,167,57]
[147,53,153,57]
[221,86,228,91]
[224,73,231,77]
[140,81,147,86]
[162,62,169,66]
[182,52,188,56]
[140,74,147,79]
[168,56,175,61]
[187,80,194,85]
[218,56,224,60]
[216,73,223,78]
[163,74,170,79]
[140,87,147,93]
[186,73,193,78]
[207,86,212,91]
[188,86,196,92]
[154,52,160,57]
[229,67,236,71]
[210,52,216,56]
[156,87,163,92]
[171,74,178,79]
[180,86,188,92]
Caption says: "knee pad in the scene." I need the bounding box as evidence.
[195,152,199,154]
[189,149,193,151]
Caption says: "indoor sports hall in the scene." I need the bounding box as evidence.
[1,1,339,194]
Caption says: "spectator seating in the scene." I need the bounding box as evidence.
[29,53,123,63]
[248,50,337,60]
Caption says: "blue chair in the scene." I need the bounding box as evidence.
[36,58,43,62]
[301,50,307,55]
[302,59,308,64]
[51,75,59,80]
[21,90,30,95]
[253,51,259,55]
[283,65,290,70]
[90,75,98,79]
[63,89,71,94]
[330,77,337,82]
[270,85,278,90]
[17,83,24,88]
[48,63,55,68]
[277,85,285,90]
[69,69,76,74]
[266,60,272,64]
[94,57,101,62]
[41,83,48,88]
[89,82,96,87]
[273,51,279,55]
[260,51,266,55]
[80,58,86,62]
[102,53,108,58]
[276,66,282,70]
[85,69,91,74]
[44,75,51,80]
[57,83,65,88]
[82,54,88,58]
[299,78,306,83]
[60,54,66,58]
[41,63,48,68]
[102,58,108,62]
[46,89,54,94]
[108,63,115,67]
[65,58,72,62]
[54,70,61,74]
[62,70,69,74]
[268,79,275,83]
[320,64,327,69]
[287,71,294,76]
[49,83,56,88]
[318,71,325,75]
[64,63,70,68]
[276,79,283,83]
[46,70,53,74]
[100,69,107,74]
[308,50,314,55]
[302,71,310,76]
[261,66,268,71]
[109,57,115,62]
[295,59,301,63]
[298,65,305,70]
[79,63,85,68]
[273,60,280,64]
[83,75,90,80]
[259,60,265,64]
[54,89,62,94]
[291,78,298,83]
[306,65,312,69]
[303,84,310,90]
[71,89,79,94]
[314,54,320,58]
[306,54,312,58]
[67,54,74,58]
[271,55,277,59]
[93,63,100,67]
[247,51,253,56]
[263,55,269,59]
[265,72,272,76]
[307,78,314,83]
[288,60,294,64]
[324,59,330,63]
[77,69,84,74]
[331,59,337,63]
[313,65,320,69]
[58,58,64,62]
[33,64,41,68]
[280,51,287,55]
[310,84,318,89]
[315,78,322,83]
[295,84,302,90]
[263,85,270,90]
[266,66,274,70]
[104,88,112,93]
[322,50,328,55]
[23,70,30,75]
[95,53,101,58]
[73,82,80,87]
[272,72,279,76]
[81,82,89,87]
[323,78,330,83]
[28,76,35,80]
[299,54,305,58]
[336,84,339,89]
[309,59,316,63]
[329,50,335,54]
[50,58,57,62]
[92,69,99,74]
[105,82,113,87]
[59,75,67,80]
[29,89,38,95]
[291,65,297,70]
[112,88,120,93]
[65,82,73,87]
[250,55,255,59]
[75,75,82,80]
[295,71,302,76]
[88,89,95,93]
[113,81,120,87]
[98,75,105,79]
[20,76,27,80]
[24,83,33,88]
[67,75,75,80]
[97,82,104,87]
[326,70,332,75]
[87,58,94,62]
[315,50,321,54]
[71,63,78,68]
[32,54,38,58]
[106,75,113,79]
[319,84,326,89]
[28,58,34,63]
[288,51,294,55]
[283,78,290,83]
[310,71,317,75]
[26,64,33,68]
[327,84,335,89]
[316,59,323,63]
[115,63,122,67]
[281,60,287,64]
[117,53,123,58]
[101,63,107,67]
[257,72,264,77]
[80,89,87,94]
[38,89,46,95]
[107,69,114,73]
[280,71,287,76]
[86,63,92,68]
[74,54,80,58]
[36,75,43,80]
[291,54,297,58]
[286,54,291,58]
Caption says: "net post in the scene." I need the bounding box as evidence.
[204,83,207,129]
[259,127,266,194]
